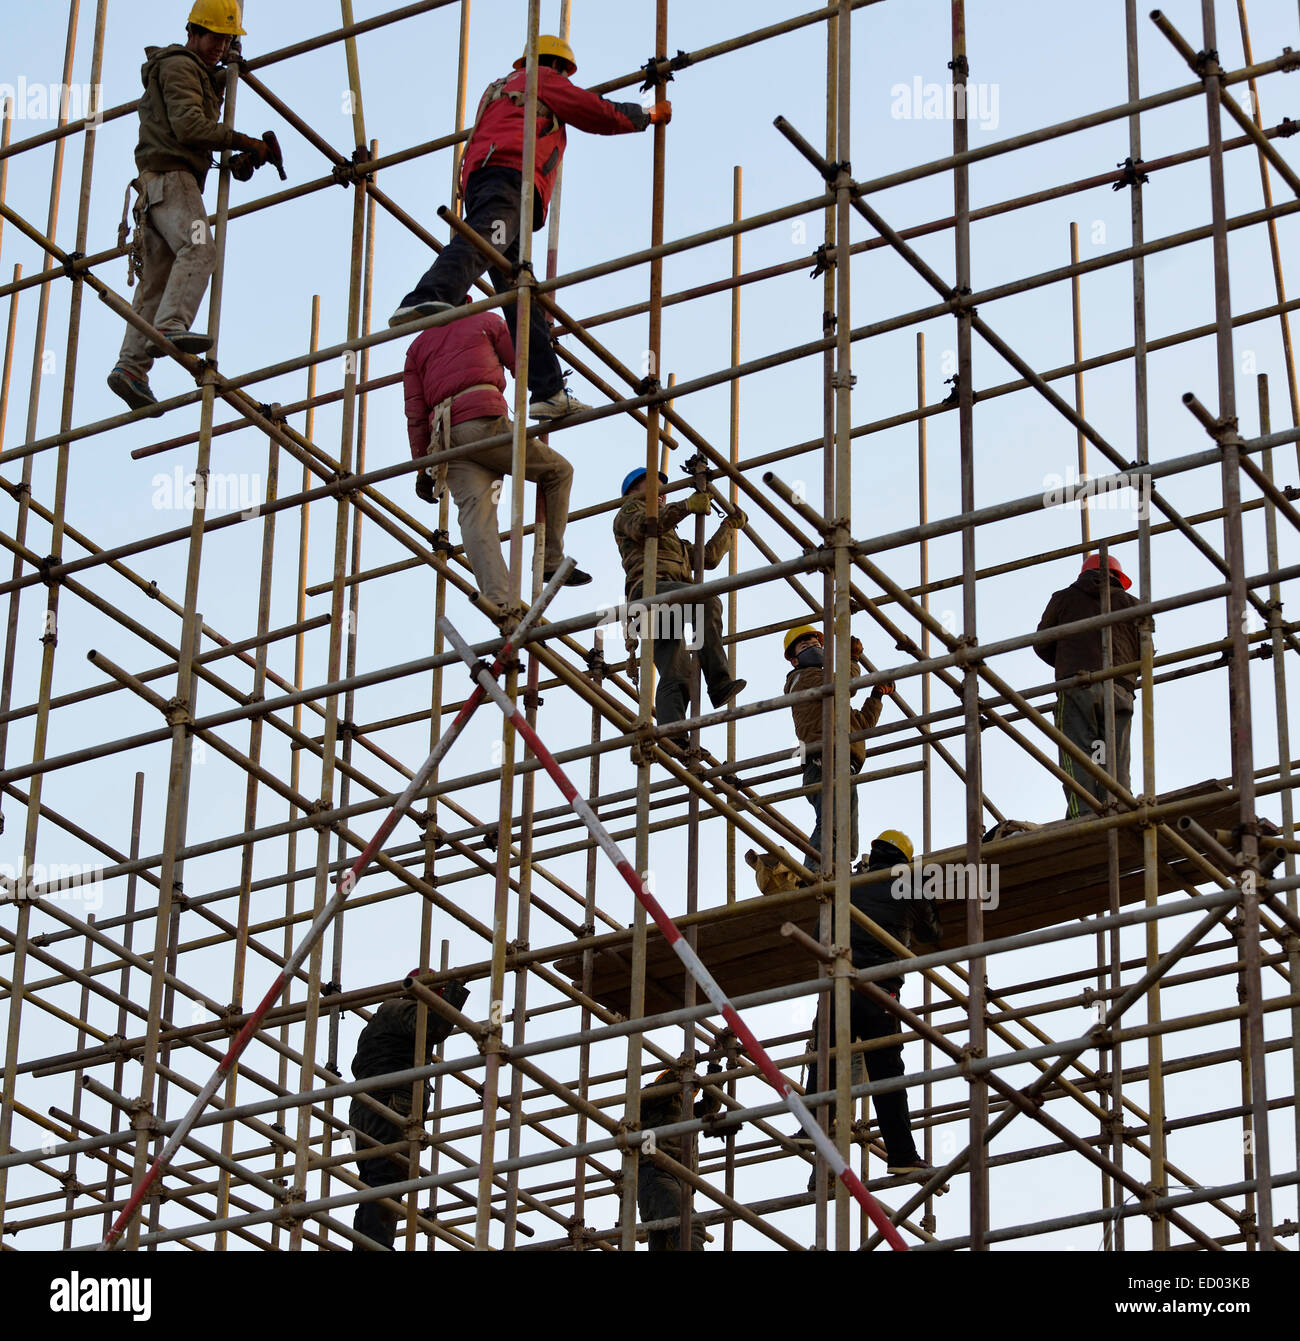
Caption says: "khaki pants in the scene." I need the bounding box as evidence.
[443,416,572,607]
[117,170,216,377]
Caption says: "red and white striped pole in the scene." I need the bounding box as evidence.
[99,566,576,1249]
[437,615,909,1250]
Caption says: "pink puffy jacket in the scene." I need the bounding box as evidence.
[404,311,516,459]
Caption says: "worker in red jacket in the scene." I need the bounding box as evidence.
[404,305,590,622]
[391,35,671,422]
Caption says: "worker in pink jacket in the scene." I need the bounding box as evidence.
[391,35,671,422]
[404,307,590,621]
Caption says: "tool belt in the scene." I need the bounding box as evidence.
[421,383,501,502]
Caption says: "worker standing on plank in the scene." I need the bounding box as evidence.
[1035,553,1145,818]
[783,626,894,868]
[804,830,938,1179]
[390,35,671,421]
[108,1,275,413]
[347,974,469,1250]
[635,1062,725,1251]
[404,304,590,625]
[614,468,746,744]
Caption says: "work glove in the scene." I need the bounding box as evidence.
[686,491,712,515]
[648,101,673,126]
[229,154,256,183]
[849,635,864,663]
[723,508,747,530]
[415,470,436,505]
[871,679,896,698]
[231,132,269,165]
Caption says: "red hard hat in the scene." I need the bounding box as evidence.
[407,966,427,980]
[1080,552,1131,591]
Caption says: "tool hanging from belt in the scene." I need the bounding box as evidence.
[116,177,145,289]
[421,382,501,502]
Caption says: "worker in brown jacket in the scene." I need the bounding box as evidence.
[783,626,894,867]
[108,1,273,414]
[1035,553,1145,818]
[614,468,746,742]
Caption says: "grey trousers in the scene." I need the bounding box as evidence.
[117,170,216,377]
[443,415,572,607]
[1056,682,1133,818]
[636,581,731,730]
[638,1166,707,1251]
[803,756,860,867]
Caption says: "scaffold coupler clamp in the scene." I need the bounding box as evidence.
[61,250,85,282]
[1279,114,1298,137]
[809,243,832,279]
[1193,46,1220,78]
[829,369,857,391]
[640,51,688,93]
[1112,156,1149,191]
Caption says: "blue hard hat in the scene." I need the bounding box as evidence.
[621,467,668,496]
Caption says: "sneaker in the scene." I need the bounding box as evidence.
[529,388,592,420]
[107,365,159,413]
[708,677,747,709]
[156,329,213,356]
[886,1155,932,1176]
[389,300,454,329]
[544,564,592,588]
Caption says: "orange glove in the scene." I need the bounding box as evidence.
[648,101,673,126]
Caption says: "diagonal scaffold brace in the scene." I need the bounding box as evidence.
[98,562,578,1250]
[436,614,910,1251]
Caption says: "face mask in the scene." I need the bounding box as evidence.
[795,646,824,669]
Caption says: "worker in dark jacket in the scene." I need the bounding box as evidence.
[347,974,468,1250]
[783,626,894,868]
[391,36,671,421]
[1035,553,1145,818]
[404,306,588,622]
[805,831,938,1176]
[635,1063,723,1250]
[614,467,746,742]
[109,1,272,413]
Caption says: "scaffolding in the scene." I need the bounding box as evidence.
[1,0,1299,1252]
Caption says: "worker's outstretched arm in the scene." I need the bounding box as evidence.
[538,67,654,135]
[157,56,236,153]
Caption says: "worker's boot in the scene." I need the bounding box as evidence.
[389,299,454,329]
[154,328,213,356]
[107,364,159,414]
[707,677,747,709]
[529,387,592,420]
[543,562,593,587]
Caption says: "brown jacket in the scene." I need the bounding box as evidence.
[784,664,883,768]
[613,495,734,599]
[1036,569,1145,694]
[135,46,236,187]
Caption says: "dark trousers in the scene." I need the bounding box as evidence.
[805,987,920,1166]
[1056,682,1133,818]
[399,166,563,399]
[638,1166,707,1251]
[803,756,861,867]
[348,1096,408,1250]
[645,583,732,730]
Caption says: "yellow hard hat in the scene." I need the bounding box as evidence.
[875,829,914,862]
[783,625,823,658]
[515,35,577,75]
[188,0,246,36]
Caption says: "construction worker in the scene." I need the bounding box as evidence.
[108,1,275,413]
[1035,553,1145,818]
[347,974,469,1250]
[635,1063,724,1251]
[390,35,672,421]
[614,467,746,743]
[804,830,938,1178]
[404,304,590,622]
[783,626,894,868]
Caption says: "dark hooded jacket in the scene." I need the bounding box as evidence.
[135,45,236,187]
[637,1069,722,1166]
[1035,569,1144,694]
[849,840,942,986]
[350,987,466,1111]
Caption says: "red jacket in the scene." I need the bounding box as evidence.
[404,312,515,459]
[460,67,650,224]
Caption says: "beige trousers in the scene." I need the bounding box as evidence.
[443,415,572,607]
[117,170,216,377]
